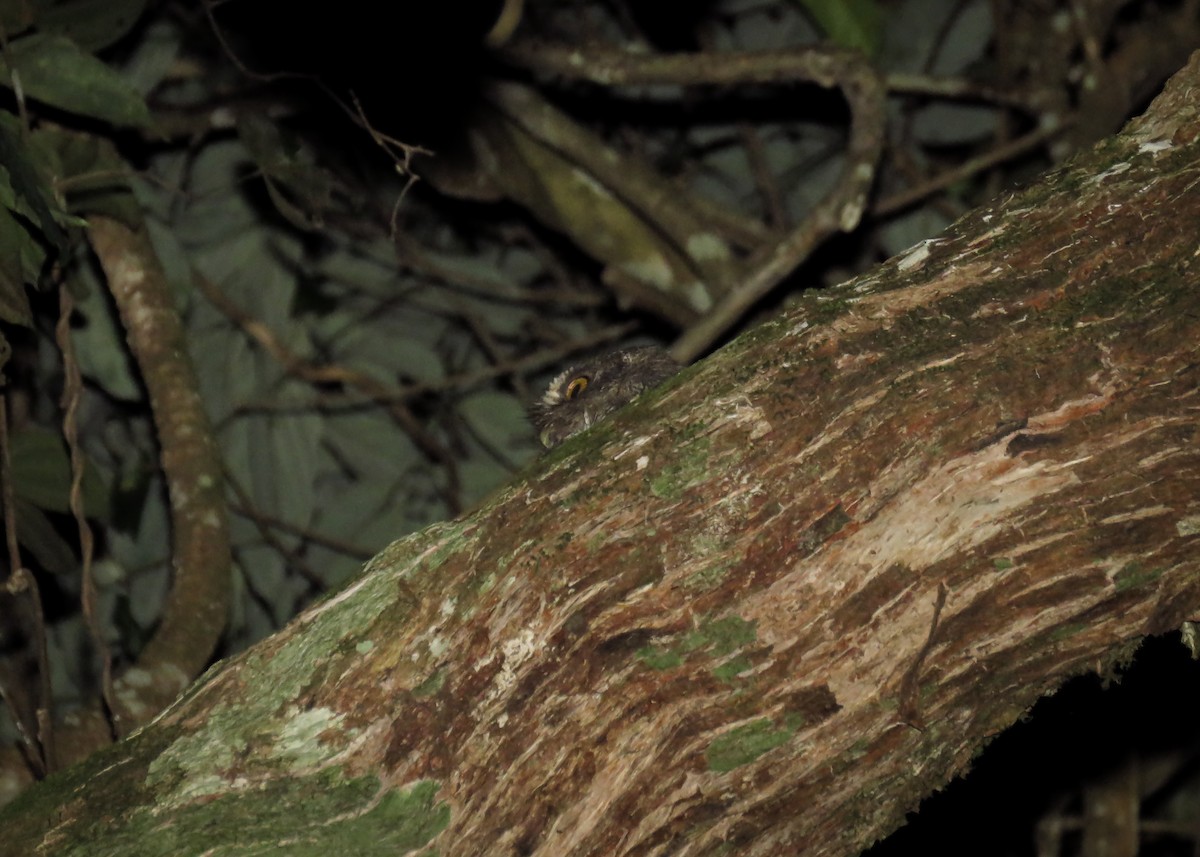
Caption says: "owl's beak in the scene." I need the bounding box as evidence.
[539,428,555,448]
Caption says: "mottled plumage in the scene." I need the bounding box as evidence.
[530,346,680,448]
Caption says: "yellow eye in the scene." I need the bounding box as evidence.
[565,376,589,400]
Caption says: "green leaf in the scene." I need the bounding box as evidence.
[0,204,35,325]
[122,19,181,96]
[238,114,336,230]
[30,125,139,223]
[7,426,111,518]
[0,113,72,256]
[66,262,143,401]
[0,33,152,127]
[36,0,148,53]
[14,498,79,576]
[798,0,883,56]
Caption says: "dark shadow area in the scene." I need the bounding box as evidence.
[868,633,1200,857]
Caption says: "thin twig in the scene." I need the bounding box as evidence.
[191,271,465,512]
[898,582,949,729]
[224,471,351,588]
[392,230,609,308]
[0,398,21,583]
[0,397,56,775]
[872,117,1075,218]
[229,499,375,562]
[227,322,639,417]
[56,289,118,740]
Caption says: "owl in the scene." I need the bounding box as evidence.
[531,346,680,448]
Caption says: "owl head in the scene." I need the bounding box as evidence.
[530,346,679,448]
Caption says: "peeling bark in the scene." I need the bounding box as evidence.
[3,51,1200,857]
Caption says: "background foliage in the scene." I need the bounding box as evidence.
[2,0,1198,852]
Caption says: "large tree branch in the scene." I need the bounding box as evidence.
[3,50,1200,857]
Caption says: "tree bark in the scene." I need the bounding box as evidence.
[4,50,1200,857]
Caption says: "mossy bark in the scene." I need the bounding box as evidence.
[3,51,1200,857]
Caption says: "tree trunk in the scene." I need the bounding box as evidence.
[4,50,1200,857]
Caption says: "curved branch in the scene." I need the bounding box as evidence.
[499,40,886,361]
[87,216,231,733]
